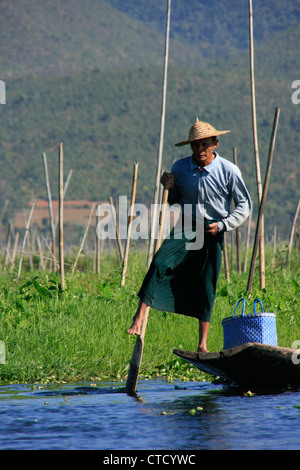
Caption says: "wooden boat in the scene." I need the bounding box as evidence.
[173,342,300,390]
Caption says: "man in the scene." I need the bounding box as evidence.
[127,118,251,352]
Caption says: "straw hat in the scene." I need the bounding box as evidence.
[175,118,231,147]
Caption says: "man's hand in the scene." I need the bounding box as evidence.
[205,223,219,236]
[160,172,174,189]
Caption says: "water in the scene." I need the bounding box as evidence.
[0,379,299,450]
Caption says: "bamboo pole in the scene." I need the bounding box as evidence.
[58,143,65,290]
[54,169,73,232]
[247,107,280,292]
[155,188,169,253]
[109,196,124,261]
[27,231,34,270]
[286,197,300,268]
[42,235,58,269]
[147,0,171,268]
[36,236,45,271]
[233,148,241,273]
[4,222,12,270]
[271,225,276,269]
[231,231,234,270]
[4,248,13,268]
[121,162,139,287]
[95,208,101,274]
[273,226,277,254]
[42,152,56,270]
[249,0,265,288]
[16,199,36,281]
[11,232,19,266]
[126,0,171,397]
[243,209,252,273]
[223,232,230,283]
[0,199,9,226]
[72,203,96,274]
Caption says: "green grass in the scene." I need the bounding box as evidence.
[0,245,299,385]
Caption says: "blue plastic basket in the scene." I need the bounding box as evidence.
[222,298,277,350]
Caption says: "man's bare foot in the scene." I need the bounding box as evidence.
[198,321,209,353]
[197,345,209,353]
[127,315,143,335]
[127,300,148,335]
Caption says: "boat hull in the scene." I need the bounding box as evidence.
[173,343,300,389]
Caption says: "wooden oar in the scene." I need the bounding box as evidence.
[125,305,150,396]
[126,186,169,396]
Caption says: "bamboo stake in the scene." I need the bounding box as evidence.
[223,232,230,283]
[231,231,234,270]
[121,162,139,287]
[271,225,276,269]
[27,231,34,270]
[147,0,171,268]
[58,143,65,290]
[11,232,19,266]
[249,0,265,288]
[233,148,241,273]
[95,208,101,274]
[42,235,58,269]
[158,170,164,206]
[155,188,169,252]
[4,222,12,270]
[42,152,56,270]
[0,199,9,226]
[72,203,96,274]
[16,199,36,281]
[286,197,300,268]
[273,226,277,254]
[4,248,13,268]
[243,209,252,273]
[109,196,124,261]
[36,236,45,271]
[247,107,280,292]
[54,169,73,232]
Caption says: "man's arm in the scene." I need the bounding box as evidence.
[221,171,252,232]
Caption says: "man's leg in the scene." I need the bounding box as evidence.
[198,320,210,353]
[127,299,148,335]
[127,226,193,336]
[197,234,223,353]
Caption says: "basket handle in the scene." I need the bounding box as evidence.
[253,298,264,313]
[232,298,246,317]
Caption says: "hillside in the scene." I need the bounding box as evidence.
[0,0,299,243]
[0,0,204,78]
[110,0,300,57]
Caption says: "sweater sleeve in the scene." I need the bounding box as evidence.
[221,170,252,232]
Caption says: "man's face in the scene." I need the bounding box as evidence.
[190,137,218,167]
